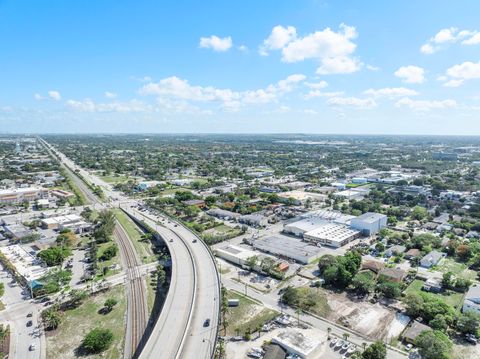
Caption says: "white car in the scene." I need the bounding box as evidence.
[405,343,413,351]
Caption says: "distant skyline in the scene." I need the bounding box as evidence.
[1,0,480,135]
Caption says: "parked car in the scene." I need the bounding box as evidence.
[26,320,33,327]
[203,318,210,327]
[29,344,36,351]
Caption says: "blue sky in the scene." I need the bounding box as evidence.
[1,0,480,134]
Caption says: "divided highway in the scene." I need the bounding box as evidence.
[40,138,221,359]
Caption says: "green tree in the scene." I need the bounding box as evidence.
[104,298,118,312]
[99,244,118,261]
[38,246,71,266]
[352,272,376,294]
[415,330,452,359]
[41,308,61,330]
[245,256,258,272]
[429,314,448,332]
[456,311,480,334]
[82,328,114,353]
[377,281,401,299]
[411,206,428,221]
[362,341,387,359]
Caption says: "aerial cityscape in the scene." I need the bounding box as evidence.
[0,1,480,359]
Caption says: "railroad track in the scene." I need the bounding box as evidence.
[114,223,148,359]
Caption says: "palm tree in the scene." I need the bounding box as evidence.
[343,333,350,341]
[362,342,367,352]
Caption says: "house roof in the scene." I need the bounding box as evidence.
[361,260,385,273]
[379,267,406,281]
[405,248,421,257]
[421,251,444,264]
[263,344,287,359]
[403,321,432,342]
[465,285,480,303]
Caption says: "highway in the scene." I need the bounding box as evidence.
[40,137,221,359]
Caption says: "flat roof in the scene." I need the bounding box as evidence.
[284,218,327,233]
[0,245,48,280]
[354,212,387,223]
[304,223,359,243]
[253,235,323,263]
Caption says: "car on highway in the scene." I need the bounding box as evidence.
[203,318,210,327]
[26,312,33,317]
[29,344,36,351]
[26,320,33,327]
[192,239,197,243]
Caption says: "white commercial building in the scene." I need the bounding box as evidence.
[214,245,273,271]
[0,245,48,281]
[272,330,322,359]
[350,212,387,235]
[283,217,327,237]
[41,214,91,233]
[304,223,360,248]
[252,236,323,264]
[0,187,47,204]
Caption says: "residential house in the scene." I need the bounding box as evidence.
[463,285,480,314]
[403,321,432,344]
[379,267,406,283]
[420,251,446,268]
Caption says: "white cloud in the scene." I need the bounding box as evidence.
[66,99,152,113]
[238,45,248,52]
[441,61,480,87]
[363,87,418,98]
[394,66,425,84]
[305,80,328,89]
[421,27,479,54]
[420,43,434,54]
[34,93,44,100]
[303,109,318,115]
[104,91,117,99]
[261,24,361,74]
[395,97,457,111]
[316,56,361,75]
[305,90,344,99]
[259,25,297,55]
[366,65,380,71]
[48,91,61,101]
[327,96,376,109]
[140,74,305,110]
[462,33,480,45]
[199,35,233,52]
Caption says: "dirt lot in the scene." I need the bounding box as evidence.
[323,290,409,342]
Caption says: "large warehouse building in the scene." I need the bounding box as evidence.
[351,212,388,236]
[252,235,323,264]
[303,223,360,248]
[283,217,327,237]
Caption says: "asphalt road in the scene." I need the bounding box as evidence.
[41,138,221,359]
[127,209,220,359]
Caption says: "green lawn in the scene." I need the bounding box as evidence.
[99,175,139,184]
[114,209,157,264]
[46,285,126,359]
[404,279,465,310]
[225,290,279,336]
[435,258,477,281]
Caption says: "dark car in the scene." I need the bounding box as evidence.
[26,320,33,327]
[203,319,210,327]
